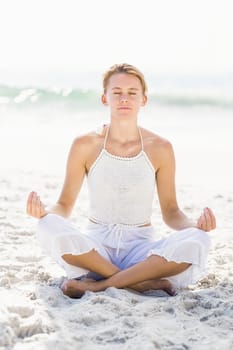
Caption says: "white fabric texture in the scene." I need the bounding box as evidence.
[87,126,156,226]
[37,214,110,278]
[37,214,211,288]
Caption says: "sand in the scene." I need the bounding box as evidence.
[1,107,233,349]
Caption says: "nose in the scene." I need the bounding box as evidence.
[119,94,128,103]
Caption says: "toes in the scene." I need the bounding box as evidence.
[166,287,177,296]
[162,280,177,296]
[60,280,84,299]
[60,281,68,294]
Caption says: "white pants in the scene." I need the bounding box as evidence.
[37,214,211,288]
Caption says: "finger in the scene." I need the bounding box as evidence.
[38,197,46,218]
[31,192,36,217]
[26,191,34,215]
[35,196,41,218]
[199,213,206,231]
[38,196,48,218]
[28,191,37,216]
[203,208,212,231]
[40,201,47,217]
[31,192,39,217]
[196,216,203,229]
[206,207,216,229]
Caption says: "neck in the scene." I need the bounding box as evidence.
[108,119,139,143]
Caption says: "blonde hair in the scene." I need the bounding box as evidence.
[103,63,147,95]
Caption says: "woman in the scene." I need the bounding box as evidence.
[27,63,216,298]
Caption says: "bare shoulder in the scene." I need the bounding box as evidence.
[141,127,174,168]
[141,127,173,151]
[72,127,104,151]
[70,126,106,170]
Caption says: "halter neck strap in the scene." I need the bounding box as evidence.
[103,125,144,151]
[103,125,110,149]
[138,126,144,151]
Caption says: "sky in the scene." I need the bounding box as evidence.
[0,0,233,86]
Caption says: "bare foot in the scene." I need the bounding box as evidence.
[61,278,96,298]
[130,279,177,296]
[61,277,177,298]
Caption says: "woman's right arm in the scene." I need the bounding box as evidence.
[27,136,88,219]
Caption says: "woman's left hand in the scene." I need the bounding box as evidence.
[196,207,216,232]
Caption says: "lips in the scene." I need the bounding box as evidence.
[118,106,131,110]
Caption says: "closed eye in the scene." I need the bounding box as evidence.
[113,92,136,95]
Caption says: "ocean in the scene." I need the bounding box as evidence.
[1,72,233,109]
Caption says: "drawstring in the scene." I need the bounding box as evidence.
[106,223,126,257]
[88,220,153,257]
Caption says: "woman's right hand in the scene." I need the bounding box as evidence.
[26,191,48,219]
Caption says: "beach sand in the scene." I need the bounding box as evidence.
[1,106,233,349]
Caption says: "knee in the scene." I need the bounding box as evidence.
[62,253,74,265]
[62,249,96,266]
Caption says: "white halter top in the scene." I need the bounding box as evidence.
[87,126,156,226]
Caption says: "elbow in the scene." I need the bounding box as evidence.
[162,207,181,226]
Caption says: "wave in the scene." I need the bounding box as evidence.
[150,93,233,109]
[0,85,233,109]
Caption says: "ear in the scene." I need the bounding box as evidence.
[141,95,147,106]
[101,94,108,106]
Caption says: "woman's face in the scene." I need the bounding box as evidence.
[102,73,147,119]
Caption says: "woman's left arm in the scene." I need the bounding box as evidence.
[155,140,216,232]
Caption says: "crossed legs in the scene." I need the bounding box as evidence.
[61,249,191,298]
